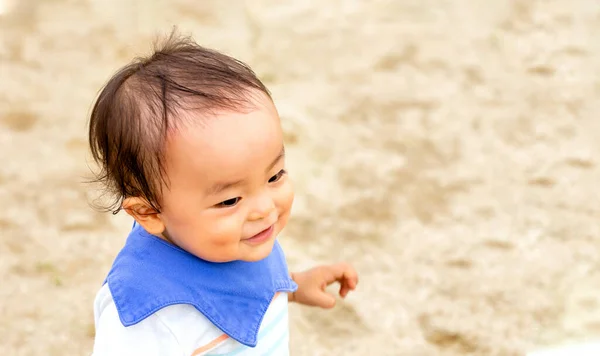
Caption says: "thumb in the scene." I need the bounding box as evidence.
[310,290,336,309]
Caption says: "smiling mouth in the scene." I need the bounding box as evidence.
[244,225,275,244]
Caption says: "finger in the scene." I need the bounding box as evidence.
[339,276,357,298]
[310,290,336,309]
[344,265,358,289]
[338,266,358,293]
[346,271,358,289]
[339,284,350,298]
[322,263,357,285]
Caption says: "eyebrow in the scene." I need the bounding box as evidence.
[207,146,285,195]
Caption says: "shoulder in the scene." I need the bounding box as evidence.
[92,283,184,355]
[92,284,237,356]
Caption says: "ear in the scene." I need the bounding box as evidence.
[122,197,166,236]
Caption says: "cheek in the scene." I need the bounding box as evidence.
[169,212,245,262]
[275,180,294,215]
[162,196,242,245]
[204,214,243,243]
[161,188,199,224]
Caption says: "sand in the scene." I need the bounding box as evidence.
[2,0,600,355]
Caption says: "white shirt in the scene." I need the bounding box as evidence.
[92,283,291,355]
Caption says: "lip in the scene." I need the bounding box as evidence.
[244,225,275,245]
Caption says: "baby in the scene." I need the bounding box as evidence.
[88,32,358,355]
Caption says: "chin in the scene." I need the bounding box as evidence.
[239,238,277,262]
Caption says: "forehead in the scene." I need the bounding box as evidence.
[164,97,283,186]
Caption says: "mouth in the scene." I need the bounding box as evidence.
[244,225,275,245]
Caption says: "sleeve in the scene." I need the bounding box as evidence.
[91,300,184,356]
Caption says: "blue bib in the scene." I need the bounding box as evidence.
[105,222,298,347]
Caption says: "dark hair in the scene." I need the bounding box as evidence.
[88,30,271,214]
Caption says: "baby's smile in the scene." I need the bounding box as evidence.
[243,224,275,245]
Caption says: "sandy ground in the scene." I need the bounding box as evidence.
[2,0,600,355]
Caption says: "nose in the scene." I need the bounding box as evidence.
[247,193,275,221]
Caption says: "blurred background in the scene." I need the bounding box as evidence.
[2,0,600,355]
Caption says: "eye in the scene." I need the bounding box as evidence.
[216,197,241,208]
[268,169,287,183]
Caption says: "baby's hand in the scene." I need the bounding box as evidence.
[289,263,358,309]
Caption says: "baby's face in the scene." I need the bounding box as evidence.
[158,94,294,262]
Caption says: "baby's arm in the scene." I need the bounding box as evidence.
[288,262,358,308]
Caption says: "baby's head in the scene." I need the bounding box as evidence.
[88,33,293,263]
